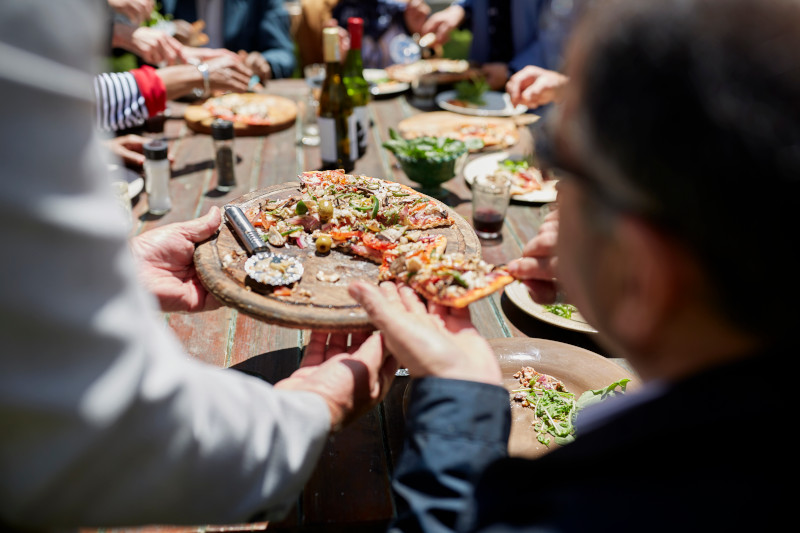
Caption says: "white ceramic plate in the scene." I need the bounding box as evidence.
[505,281,598,334]
[108,163,144,199]
[463,151,558,203]
[364,68,410,96]
[436,90,528,117]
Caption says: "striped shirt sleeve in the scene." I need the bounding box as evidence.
[93,71,149,132]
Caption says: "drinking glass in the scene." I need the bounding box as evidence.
[301,63,325,146]
[472,173,512,240]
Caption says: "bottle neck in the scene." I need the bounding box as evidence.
[344,47,363,74]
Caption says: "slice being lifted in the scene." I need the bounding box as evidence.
[246,169,512,306]
[383,248,514,308]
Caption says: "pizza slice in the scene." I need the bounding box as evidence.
[492,159,545,196]
[384,250,514,308]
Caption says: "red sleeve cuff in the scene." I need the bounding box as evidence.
[130,65,166,116]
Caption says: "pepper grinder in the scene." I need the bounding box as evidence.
[143,139,171,215]
[212,119,236,191]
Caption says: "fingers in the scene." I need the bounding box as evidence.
[114,144,146,166]
[348,281,394,330]
[398,285,427,314]
[181,206,221,243]
[507,256,556,282]
[301,331,330,367]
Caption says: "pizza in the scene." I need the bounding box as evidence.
[244,169,513,307]
[382,248,514,308]
[405,121,519,152]
[385,59,476,84]
[397,112,520,152]
[491,159,546,196]
[203,93,276,125]
[184,93,297,136]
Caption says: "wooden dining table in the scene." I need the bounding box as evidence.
[106,78,627,533]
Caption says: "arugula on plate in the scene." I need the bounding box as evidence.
[499,158,530,173]
[454,75,490,106]
[543,303,578,319]
[513,377,630,446]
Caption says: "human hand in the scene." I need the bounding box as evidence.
[506,65,569,109]
[104,134,150,167]
[104,134,175,167]
[404,0,432,35]
[348,281,502,384]
[207,55,253,94]
[507,208,560,304]
[115,24,186,66]
[420,5,465,47]
[108,0,154,26]
[275,332,397,431]
[239,50,272,82]
[129,206,222,312]
[481,62,510,91]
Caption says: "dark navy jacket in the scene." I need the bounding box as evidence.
[391,345,794,532]
[160,0,295,78]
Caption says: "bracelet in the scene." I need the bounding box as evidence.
[193,62,210,99]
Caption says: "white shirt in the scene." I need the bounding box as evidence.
[0,0,330,528]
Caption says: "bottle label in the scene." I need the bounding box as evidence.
[318,116,337,162]
[353,105,368,158]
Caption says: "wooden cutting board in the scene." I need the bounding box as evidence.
[184,93,297,136]
[397,111,521,152]
[194,182,482,331]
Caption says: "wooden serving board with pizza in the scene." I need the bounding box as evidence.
[184,93,297,136]
[397,111,521,152]
[194,181,482,331]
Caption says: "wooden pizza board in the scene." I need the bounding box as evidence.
[194,182,482,331]
[184,93,297,136]
[397,111,521,151]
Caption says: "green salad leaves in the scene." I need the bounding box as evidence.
[499,158,530,173]
[513,377,630,446]
[543,303,578,319]
[454,76,489,106]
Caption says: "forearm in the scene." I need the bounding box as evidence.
[155,63,204,100]
[389,378,511,533]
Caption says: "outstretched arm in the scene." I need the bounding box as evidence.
[348,282,510,533]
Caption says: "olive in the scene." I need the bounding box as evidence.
[318,199,334,222]
[316,234,332,254]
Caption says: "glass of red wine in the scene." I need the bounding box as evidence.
[472,173,512,240]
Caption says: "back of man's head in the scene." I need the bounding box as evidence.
[563,0,800,341]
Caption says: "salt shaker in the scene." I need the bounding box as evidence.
[212,119,236,191]
[144,139,171,215]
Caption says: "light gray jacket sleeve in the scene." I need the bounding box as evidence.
[0,0,329,529]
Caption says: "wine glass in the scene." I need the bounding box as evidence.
[300,63,326,147]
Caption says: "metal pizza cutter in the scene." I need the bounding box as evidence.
[224,205,303,286]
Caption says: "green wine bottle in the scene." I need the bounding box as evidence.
[343,17,370,159]
[318,27,355,172]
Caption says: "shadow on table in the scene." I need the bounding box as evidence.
[500,292,610,357]
[231,347,301,384]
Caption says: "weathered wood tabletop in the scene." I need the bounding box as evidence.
[104,79,618,533]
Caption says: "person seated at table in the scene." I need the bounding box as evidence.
[421,0,581,91]
[331,0,431,69]
[345,0,798,530]
[0,0,396,529]
[94,52,252,133]
[157,0,296,82]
